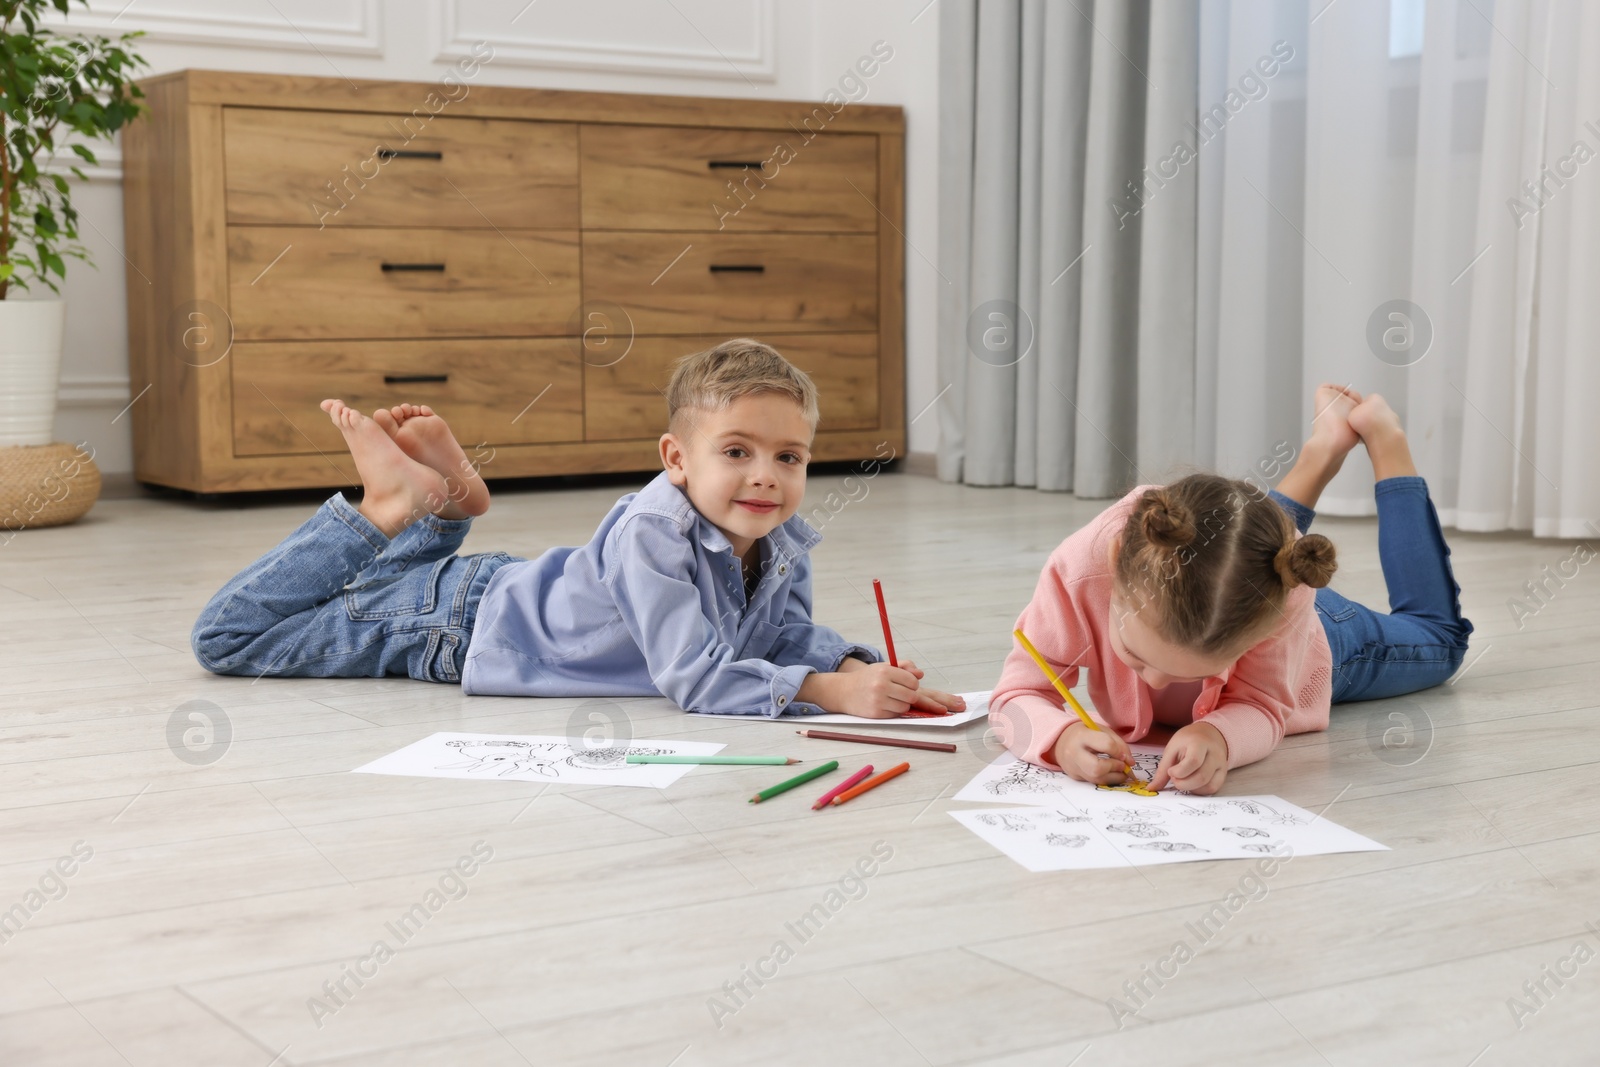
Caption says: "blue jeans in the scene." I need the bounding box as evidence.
[192,494,517,682]
[1270,477,1473,703]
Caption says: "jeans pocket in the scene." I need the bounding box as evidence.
[425,630,463,683]
[1315,597,1359,624]
[344,562,442,621]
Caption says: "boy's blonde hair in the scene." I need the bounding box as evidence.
[665,339,820,435]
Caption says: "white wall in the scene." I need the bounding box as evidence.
[44,0,942,479]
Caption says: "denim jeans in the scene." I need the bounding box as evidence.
[192,493,517,682]
[1270,477,1474,703]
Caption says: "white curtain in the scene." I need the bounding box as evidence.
[937,0,1600,537]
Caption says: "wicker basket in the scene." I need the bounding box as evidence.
[0,442,101,530]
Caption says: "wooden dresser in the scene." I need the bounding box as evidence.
[120,70,905,492]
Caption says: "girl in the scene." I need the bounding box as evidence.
[990,386,1473,795]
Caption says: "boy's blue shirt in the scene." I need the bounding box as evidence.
[461,471,880,715]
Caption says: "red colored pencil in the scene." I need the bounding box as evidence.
[812,764,873,810]
[831,761,911,805]
[872,578,898,667]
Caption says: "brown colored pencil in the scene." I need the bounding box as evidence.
[795,728,957,754]
[831,761,911,805]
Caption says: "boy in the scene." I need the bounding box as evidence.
[193,339,962,719]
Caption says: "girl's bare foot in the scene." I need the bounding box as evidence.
[1275,383,1364,510]
[320,399,453,536]
[1348,393,1418,480]
[372,404,491,519]
[1309,383,1363,461]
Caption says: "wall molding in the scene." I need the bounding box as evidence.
[435,0,775,82]
[58,375,133,408]
[45,0,383,56]
[44,146,122,183]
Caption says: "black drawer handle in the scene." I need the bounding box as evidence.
[708,160,763,169]
[709,264,765,273]
[381,262,446,272]
[378,149,444,161]
[383,374,449,385]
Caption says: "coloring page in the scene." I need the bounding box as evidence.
[690,690,993,728]
[352,732,726,788]
[951,753,1387,869]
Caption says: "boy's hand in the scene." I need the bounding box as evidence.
[1150,721,1229,794]
[834,657,966,716]
[1050,720,1134,786]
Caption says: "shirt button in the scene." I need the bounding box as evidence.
[777,695,788,706]
[779,564,787,575]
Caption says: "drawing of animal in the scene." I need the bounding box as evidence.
[1226,799,1304,826]
[975,812,1039,832]
[984,760,1065,796]
[1129,841,1208,853]
[1240,843,1277,853]
[1045,833,1089,848]
[1105,822,1167,839]
[1222,825,1271,838]
[1178,802,1223,817]
[437,740,671,778]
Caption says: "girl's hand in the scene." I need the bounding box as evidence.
[1150,721,1229,794]
[1050,720,1134,785]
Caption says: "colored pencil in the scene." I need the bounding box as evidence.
[795,728,957,754]
[812,764,873,809]
[872,578,899,667]
[831,761,911,805]
[625,755,799,765]
[1012,627,1099,732]
[749,760,838,804]
[1013,627,1133,774]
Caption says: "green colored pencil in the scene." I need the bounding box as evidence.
[625,754,800,765]
[749,760,839,804]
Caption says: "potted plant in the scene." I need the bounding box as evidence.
[1,0,145,447]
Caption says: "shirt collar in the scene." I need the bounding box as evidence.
[638,472,823,560]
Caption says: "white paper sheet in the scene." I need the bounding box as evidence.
[954,746,1168,806]
[691,690,992,728]
[951,753,1387,870]
[352,732,725,788]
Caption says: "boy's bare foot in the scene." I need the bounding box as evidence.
[1348,393,1418,480]
[372,403,490,520]
[321,399,452,537]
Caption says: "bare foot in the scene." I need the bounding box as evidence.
[372,403,490,519]
[1273,384,1365,511]
[1348,393,1417,480]
[1309,383,1363,461]
[321,399,453,536]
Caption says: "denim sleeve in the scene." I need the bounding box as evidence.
[765,554,882,675]
[605,516,814,718]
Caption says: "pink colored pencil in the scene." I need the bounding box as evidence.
[812,764,874,810]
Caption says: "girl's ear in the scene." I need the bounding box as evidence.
[659,433,688,486]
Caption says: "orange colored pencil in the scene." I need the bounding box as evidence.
[830,761,910,806]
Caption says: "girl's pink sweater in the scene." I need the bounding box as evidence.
[991,486,1333,771]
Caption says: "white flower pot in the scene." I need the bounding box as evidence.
[0,299,67,447]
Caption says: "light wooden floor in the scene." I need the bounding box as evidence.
[2,469,1597,1066]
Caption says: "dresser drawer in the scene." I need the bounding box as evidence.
[224,109,580,229]
[228,226,581,340]
[582,232,876,335]
[231,339,583,457]
[584,333,878,441]
[580,125,878,232]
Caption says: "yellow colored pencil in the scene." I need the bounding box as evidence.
[1012,627,1098,731]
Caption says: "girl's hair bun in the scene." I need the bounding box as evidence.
[1139,488,1196,551]
[1275,533,1338,590]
